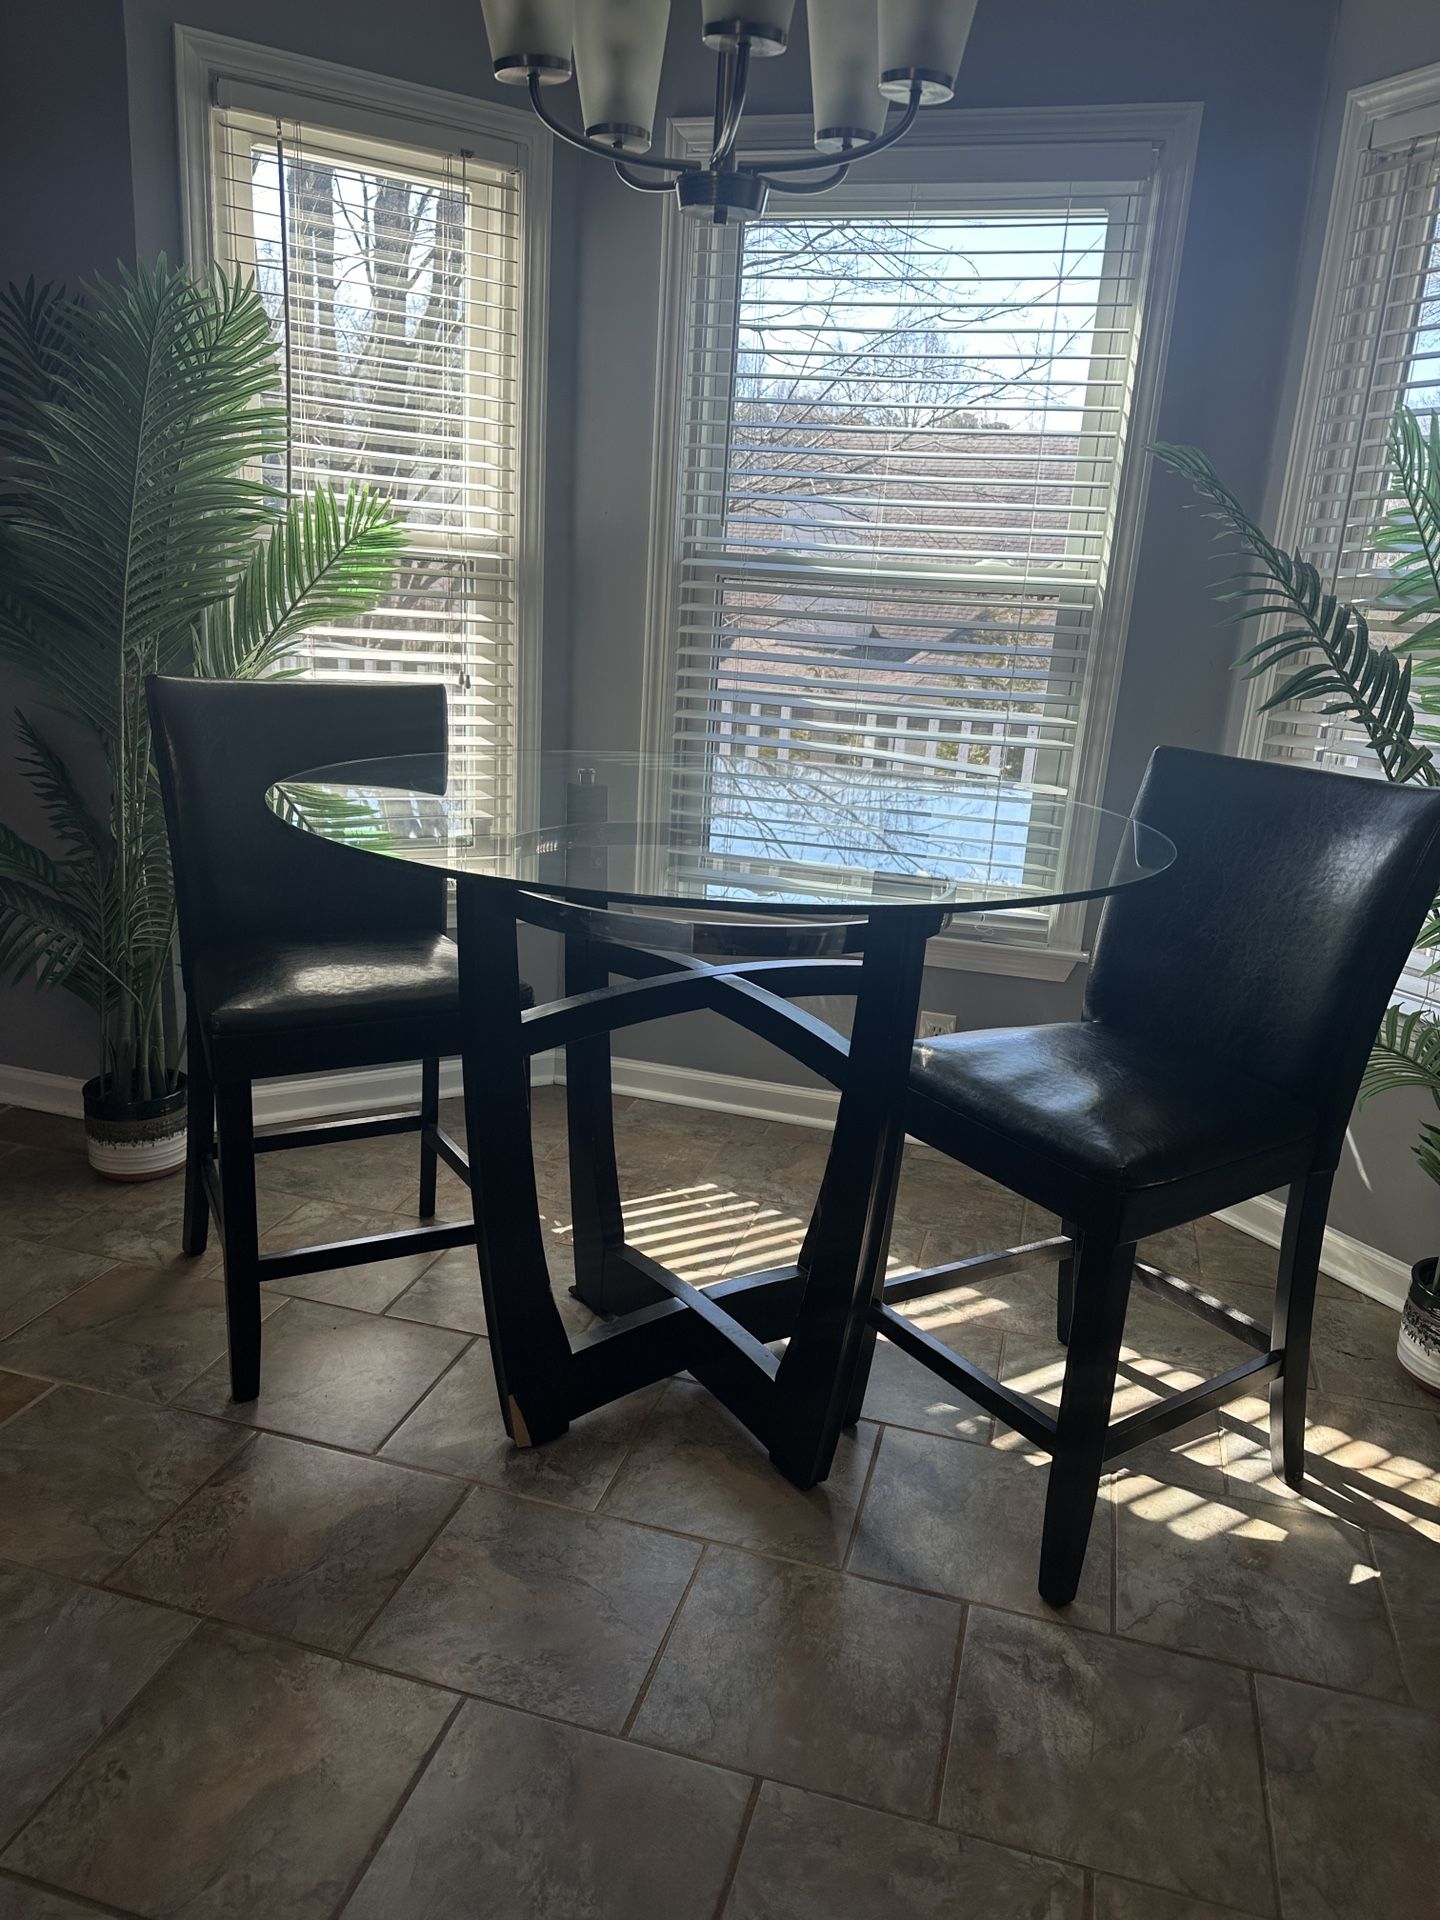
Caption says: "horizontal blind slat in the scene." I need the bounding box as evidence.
[211,102,523,825]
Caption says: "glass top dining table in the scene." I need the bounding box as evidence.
[271,749,1174,929]
[270,749,1174,1490]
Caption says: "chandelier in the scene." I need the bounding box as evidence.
[478,2,977,222]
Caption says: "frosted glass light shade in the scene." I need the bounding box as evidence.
[701,1,795,56]
[480,0,575,84]
[809,0,883,152]
[878,0,978,103]
[575,0,672,153]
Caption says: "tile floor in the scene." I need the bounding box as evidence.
[0,1090,1437,1920]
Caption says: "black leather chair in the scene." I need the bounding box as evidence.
[148,676,506,1404]
[867,747,1440,1607]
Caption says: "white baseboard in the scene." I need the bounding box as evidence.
[0,1056,557,1128]
[1213,1195,1410,1311]
[3,1052,1409,1308]
[0,1066,87,1117]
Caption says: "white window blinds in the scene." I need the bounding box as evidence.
[210,105,524,829]
[661,166,1161,942]
[1256,114,1440,777]
[1253,92,1440,1010]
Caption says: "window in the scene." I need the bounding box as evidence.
[1250,67,1440,778]
[647,111,1196,966]
[186,34,549,834]
[1251,62,1440,1004]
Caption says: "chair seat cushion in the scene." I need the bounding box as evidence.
[193,935,533,1072]
[909,1022,1316,1219]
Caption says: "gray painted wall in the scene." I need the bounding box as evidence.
[8,0,1436,1263]
[0,0,138,1080]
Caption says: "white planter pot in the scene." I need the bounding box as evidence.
[82,1075,187,1182]
[1398,1256,1440,1395]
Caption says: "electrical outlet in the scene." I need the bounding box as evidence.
[916,1010,957,1040]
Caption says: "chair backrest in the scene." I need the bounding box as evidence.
[1086,745,1440,1164]
[147,677,448,977]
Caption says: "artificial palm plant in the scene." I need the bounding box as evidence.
[0,259,404,1122]
[1153,412,1440,1182]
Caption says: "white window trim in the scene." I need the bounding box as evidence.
[1233,58,1440,760]
[173,26,552,787]
[639,101,1200,983]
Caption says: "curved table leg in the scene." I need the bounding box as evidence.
[770,912,932,1487]
[564,927,646,1318]
[456,880,573,1446]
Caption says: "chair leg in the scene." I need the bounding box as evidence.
[1039,1233,1135,1608]
[182,1023,214,1258]
[1268,1170,1333,1487]
[215,1078,262,1404]
[418,1056,441,1220]
[1056,1220,1078,1346]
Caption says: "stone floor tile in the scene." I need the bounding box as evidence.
[602,1380,877,1565]
[2,1623,454,1920]
[0,1241,114,1341]
[1193,1218,1282,1294]
[0,1875,128,1919]
[1307,1292,1436,1411]
[383,1241,596,1338]
[0,1108,86,1152]
[176,1297,468,1450]
[0,1563,195,1848]
[358,1483,699,1729]
[0,1265,284,1404]
[260,1201,445,1313]
[1258,1673,1440,1920]
[1094,1879,1263,1920]
[43,1170,292,1271]
[632,1544,960,1818]
[849,1424,1112,1630]
[855,1307,1000,1444]
[0,1374,46,1425]
[341,1696,749,1920]
[999,1289,1270,1444]
[1218,1391,1440,1537]
[942,1608,1274,1914]
[0,1385,244,1578]
[0,1150,108,1240]
[1113,1475,1403,1696]
[113,1431,461,1652]
[724,1780,1085,1920]
[380,1339,660,1507]
[1370,1526,1440,1711]
[892,1163,1026,1266]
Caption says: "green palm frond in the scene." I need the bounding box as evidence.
[14,711,112,859]
[1416,1123,1440,1187]
[0,278,75,454]
[198,486,405,681]
[1374,409,1440,655]
[1152,442,1435,786]
[268,780,396,847]
[1361,1005,1440,1105]
[0,875,89,988]
[0,259,286,733]
[0,258,399,1101]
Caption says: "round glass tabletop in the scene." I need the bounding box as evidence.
[270,751,1173,921]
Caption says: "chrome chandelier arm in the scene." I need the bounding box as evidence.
[748,83,922,174]
[614,161,676,193]
[756,163,850,194]
[526,73,700,173]
[710,42,752,169]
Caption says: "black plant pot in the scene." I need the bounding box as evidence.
[1398,1254,1440,1394]
[82,1074,187,1182]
